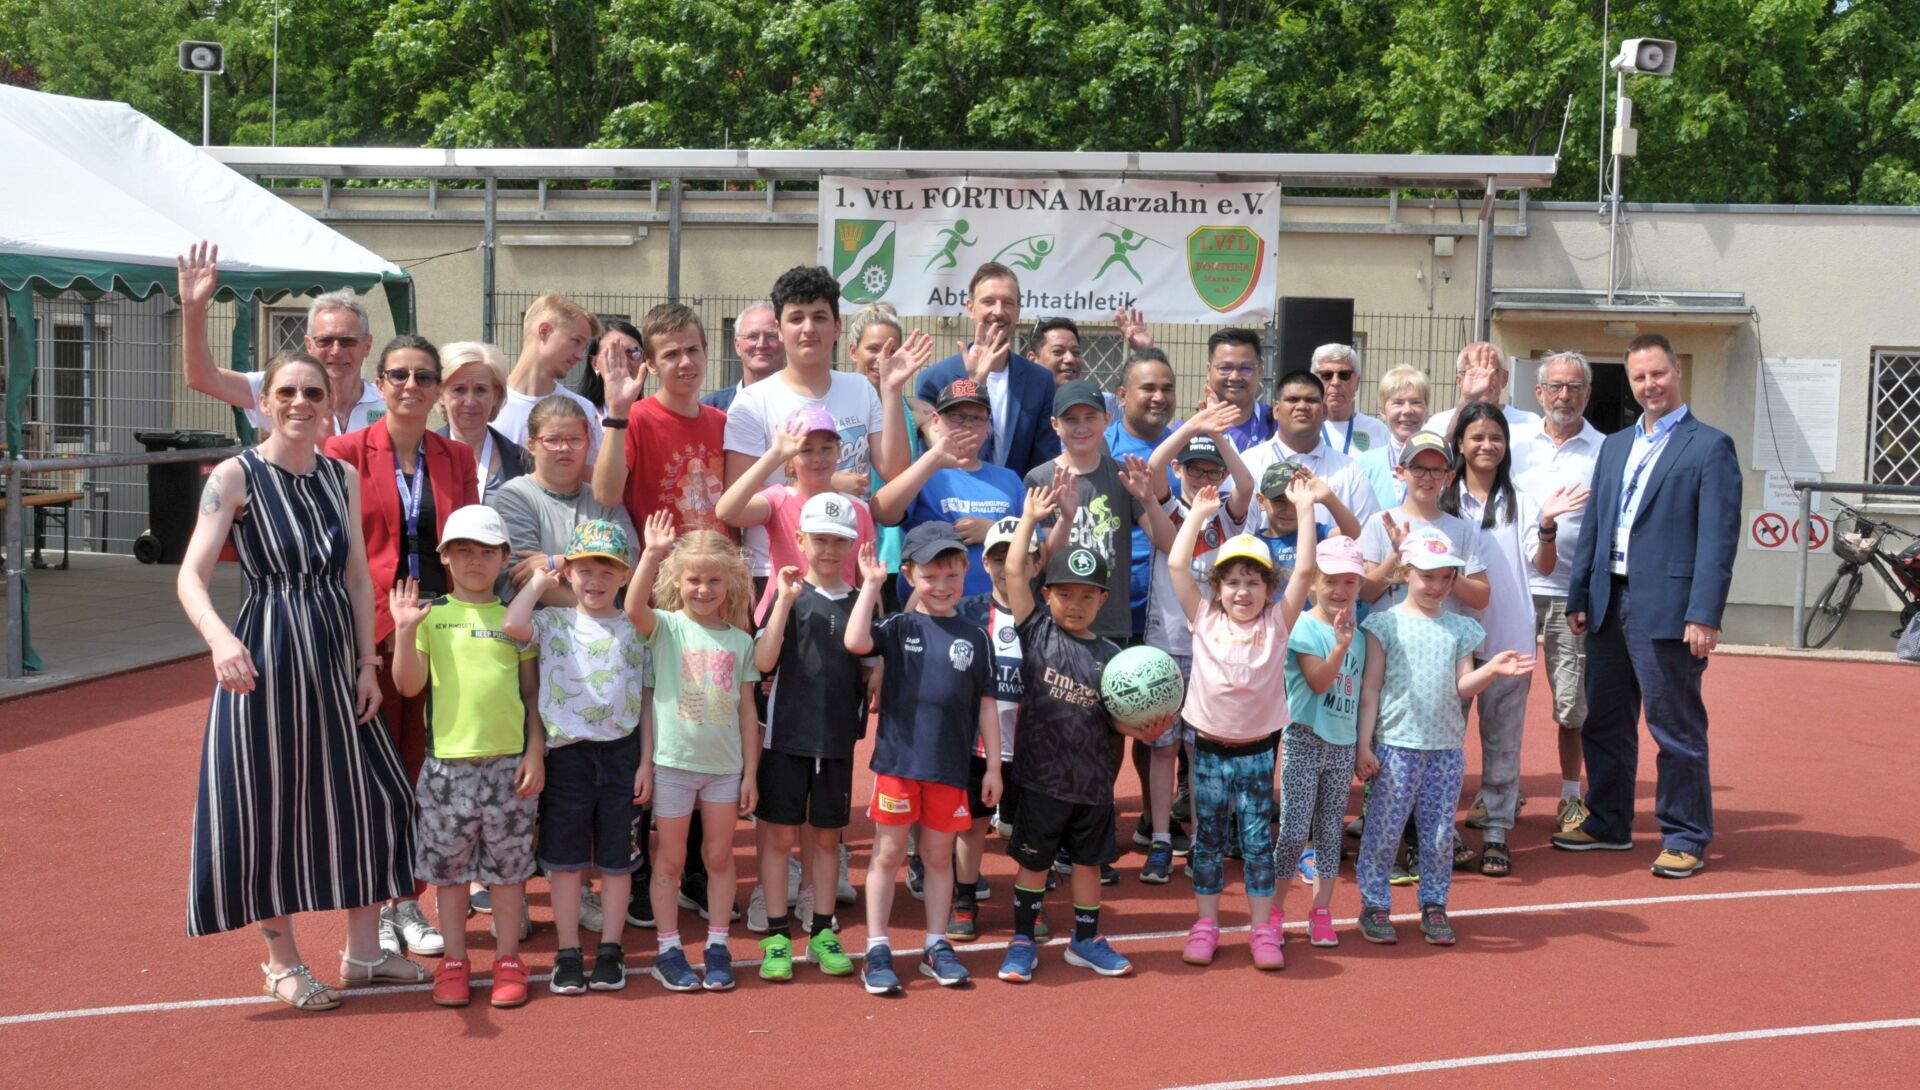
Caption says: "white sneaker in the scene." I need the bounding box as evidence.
[377,903,403,956]
[746,886,770,933]
[488,900,532,942]
[836,844,857,906]
[787,854,803,907]
[393,899,444,957]
[579,889,604,934]
[795,887,837,934]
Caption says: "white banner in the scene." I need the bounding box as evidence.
[818,176,1280,323]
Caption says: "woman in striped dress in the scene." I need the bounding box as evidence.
[177,348,420,1011]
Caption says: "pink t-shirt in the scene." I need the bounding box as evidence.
[752,485,876,624]
[1180,605,1291,743]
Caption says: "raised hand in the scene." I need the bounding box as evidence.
[1113,306,1153,351]
[857,540,888,586]
[1457,343,1503,402]
[1541,483,1591,523]
[1331,605,1355,645]
[878,329,935,393]
[927,427,968,470]
[1050,461,1079,520]
[774,565,805,604]
[1284,474,1317,509]
[176,241,220,310]
[1382,511,1407,551]
[388,578,432,628]
[1024,484,1059,524]
[963,321,1010,383]
[1189,484,1224,521]
[642,508,677,554]
[603,347,649,415]
[768,414,809,462]
[1189,396,1241,437]
[1119,453,1158,503]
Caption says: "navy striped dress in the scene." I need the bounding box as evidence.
[187,449,415,936]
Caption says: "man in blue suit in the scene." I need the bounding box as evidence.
[1553,333,1740,879]
[915,262,1062,477]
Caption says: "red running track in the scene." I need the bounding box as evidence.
[2,654,1917,1088]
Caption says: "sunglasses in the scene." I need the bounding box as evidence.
[1316,368,1356,381]
[309,335,364,349]
[382,368,441,387]
[270,385,328,404]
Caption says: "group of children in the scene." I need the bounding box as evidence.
[392,350,1541,1008]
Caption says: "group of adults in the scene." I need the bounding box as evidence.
[171,242,1737,1009]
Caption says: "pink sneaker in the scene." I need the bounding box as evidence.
[1250,923,1286,970]
[1308,906,1339,947]
[1182,918,1220,966]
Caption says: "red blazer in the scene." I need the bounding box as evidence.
[324,423,479,642]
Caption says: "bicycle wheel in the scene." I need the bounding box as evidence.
[1803,565,1863,649]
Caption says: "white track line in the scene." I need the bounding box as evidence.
[3,881,1914,1027]
[1151,1018,1920,1089]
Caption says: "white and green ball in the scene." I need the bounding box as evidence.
[1101,645,1185,726]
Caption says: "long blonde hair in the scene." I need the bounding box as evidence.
[653,530,753,620]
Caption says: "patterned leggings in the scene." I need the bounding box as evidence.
[1190,735,1278,897]
[1356,744,1465,909]
[1273,725,1356,888]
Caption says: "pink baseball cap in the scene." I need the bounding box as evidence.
[786,405,839,436]
[1317,535,1366,576]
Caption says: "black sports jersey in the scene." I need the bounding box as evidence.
[1011,612,1122,806]
[762,583,868,759]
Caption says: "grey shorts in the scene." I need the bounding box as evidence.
[652,764,742,820]
[1533,594,1588,728]
[414,754,539,887]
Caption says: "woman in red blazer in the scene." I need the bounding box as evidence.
[323,334,478,957]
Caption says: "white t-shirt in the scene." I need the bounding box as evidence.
[723,369,886,575]
[1145,495,1245,659]
[1455,490,1543,657]
[1237,434,1382,532]
[1423,403,1543,443]
[243,371,383,435]
[1511,419,1603,596]
[493,384,605,464]
[1320,413,1394,458]
[1357,508,1485,611]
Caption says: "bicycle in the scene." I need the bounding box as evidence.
[1801,501,1920,648]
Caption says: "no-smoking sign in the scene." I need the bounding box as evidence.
[1746,509,1832,553]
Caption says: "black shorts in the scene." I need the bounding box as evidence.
[754,750,854,830]
[538,733,643,876]
[965,754,997,820]
[1007,788,1116,872]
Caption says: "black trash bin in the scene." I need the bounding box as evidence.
[134,430,233,564]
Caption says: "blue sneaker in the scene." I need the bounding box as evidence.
[650,946,700,992]
[701,943,735,991]
[906,856,925,901]
[996,935,1038,983]
[862,945,903,995]
[1297,847,1319,883]
[919,939,971,986]
[1064,935,1134,977]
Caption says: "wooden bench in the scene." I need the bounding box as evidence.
[0,490,84,569]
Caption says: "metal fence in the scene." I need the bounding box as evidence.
[5,292,241,557]
[490,290,1465,415]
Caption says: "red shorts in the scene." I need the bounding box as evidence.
[867,775,972,833]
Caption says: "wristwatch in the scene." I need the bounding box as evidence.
[602,416,628,428]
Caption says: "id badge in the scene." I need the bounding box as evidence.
[1610,523,1631,575]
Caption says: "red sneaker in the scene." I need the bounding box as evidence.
[432,958,471,1007]
[490,955,530,1008]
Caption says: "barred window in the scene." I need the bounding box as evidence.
[265,310,306,358]
[1871,348,1920,487]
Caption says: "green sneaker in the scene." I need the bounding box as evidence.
[807,927,855,976]
[758,934,793,982]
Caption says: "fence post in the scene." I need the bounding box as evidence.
[667,178,684,303]
[482,177,498,343]
[5,466,22,678]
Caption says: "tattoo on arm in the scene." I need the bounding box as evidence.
[200,470,223,517]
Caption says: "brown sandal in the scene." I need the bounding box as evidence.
[1480,842,1512,877]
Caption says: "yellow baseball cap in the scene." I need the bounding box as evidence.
[1213,533,1275,571]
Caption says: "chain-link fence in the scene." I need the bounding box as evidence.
[5,293,241,557]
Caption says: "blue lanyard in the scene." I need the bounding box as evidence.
[392,441,426,580]
[1323,419,1353,454]
[1619,428,1673,516]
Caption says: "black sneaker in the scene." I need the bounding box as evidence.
[906,855,925,901]
[677,872,742,921]
[627,889,655,929]
[1100,863,1119,886]
[1140,842,1174,884]
[550,946,588,995]
[1131,820,1153,850]
[1169,817,1192,856]
[589,942,627,990]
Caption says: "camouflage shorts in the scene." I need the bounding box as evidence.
[413,754,539,887]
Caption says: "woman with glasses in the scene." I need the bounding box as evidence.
[489,395,637,606]
[437,340,530,502]
[324,335,480,963]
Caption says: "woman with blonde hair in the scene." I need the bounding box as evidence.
[437,340,530,501]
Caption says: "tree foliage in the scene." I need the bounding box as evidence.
[4,0,1916,204]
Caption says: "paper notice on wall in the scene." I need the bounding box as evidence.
[1763,469,1819,512]
[1751,357,1840,474]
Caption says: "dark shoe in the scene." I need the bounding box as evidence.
[550,947,587,995]
[946,906,979,944]
[589,942,626,990]
[650,946,700,992]
[1140,842,1174,884]
[1100,862,1119,886]
[1357,907,1398,945]
[1388,861,1417,886]
[1551,827,1633,852]
[1420,904,1456,946]
[626,888,656,929]
[1168,817,1192,855]
[906,855,925,901]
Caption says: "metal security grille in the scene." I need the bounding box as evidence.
[1870,348,1920,487]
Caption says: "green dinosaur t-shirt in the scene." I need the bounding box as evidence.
[526,607,647,746]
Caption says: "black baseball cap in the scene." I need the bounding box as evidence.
[1053,379,1107,417]
[935,379,991,413]
[1176,435,1226,468]
[901,521,969,565]
[1044,545,1109,589]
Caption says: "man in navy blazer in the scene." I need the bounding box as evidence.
[915,261,1062,477]
[1554,333,1740,879]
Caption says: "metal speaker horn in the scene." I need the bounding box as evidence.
[1614,37,1676,77]
[178,40,225,75]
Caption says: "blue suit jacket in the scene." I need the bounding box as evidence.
[916,352,1062,477]
[1567,412,1741,637]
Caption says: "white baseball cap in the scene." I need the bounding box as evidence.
[983,516,1040,555]
[798,492,860,540]
[1400,526,1466,570]
[441,504,511,548]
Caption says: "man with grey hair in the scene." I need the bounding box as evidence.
[1503,351,1603,836]
[181,280,386,435]
[1424,341,1543,441]
[701,300,785,412]
[1312,342,1392,455]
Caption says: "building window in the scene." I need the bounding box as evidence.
[265,309,307,359]
[1871,348,1920,487]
